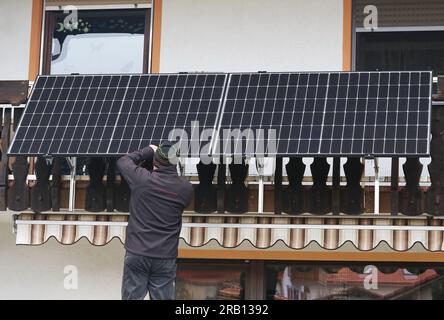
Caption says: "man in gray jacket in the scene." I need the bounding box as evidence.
[117,142,193,300]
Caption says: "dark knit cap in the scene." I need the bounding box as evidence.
[153,142,177,167]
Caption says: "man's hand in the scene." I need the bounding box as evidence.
[149,144,158,152]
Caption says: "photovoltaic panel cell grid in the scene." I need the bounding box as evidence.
[213,71,432,156]
[9,73,227,156]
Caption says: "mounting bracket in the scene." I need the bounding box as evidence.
[66,157,77,212]
[256,157,265,213]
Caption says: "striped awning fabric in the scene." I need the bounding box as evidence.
[14,213,444,253]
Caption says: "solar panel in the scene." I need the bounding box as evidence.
[212,71,432,157]
[8,71,432,158]
[9,73,227,156]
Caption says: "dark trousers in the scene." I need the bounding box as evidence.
[122,251,177,300]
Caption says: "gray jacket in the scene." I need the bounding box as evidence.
[117,147,193,258]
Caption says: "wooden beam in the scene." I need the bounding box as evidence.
[28,0,44,81]
[150,0,163,73]
[342,0,353,71]
[0,112,11,211]
[178,248,444,263]
[0,81,29,105]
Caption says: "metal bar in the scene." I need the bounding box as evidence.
[211,74,232,155]
[15,219,444,231]
[67,157,76,212]
[14,210,128,216]
[332,157,340,215]
[209,74,229,155]
[11,107,14,129]
[256,157,264,213]
[16,220,127,226]
[217,158,226,213]
[13,210,444,219]
[5,175,433,187]
[374,157,380,215]
[258,175,264,213]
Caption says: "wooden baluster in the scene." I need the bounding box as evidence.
[391,157,399,216]
[309,158,331,214]
[14,109,24,131]
[0,111,11,211]
[217,158,226,213]
[332,158,341,215]
[274,157,283,214]
[85,158,106,212]
[30,157,51,213]
[115,176,130,212]
[427,105,444,216]
[1,82,29,211]
[400,158,423,216]
[51,158,62,211]
[283,157,305,215]
[106,159,116,212]
[343,158,364,215]
[195,161,217,213]
[7,156,29,211]
[226,158,249,214]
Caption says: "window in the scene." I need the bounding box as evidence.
[176,263,246,300]
[354,0,444,92]
[43,8,151,75]
[266,263,443,300]
[356,31,444,78]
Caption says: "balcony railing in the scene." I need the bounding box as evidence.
[0,78,443,215]
[3,77,444,253]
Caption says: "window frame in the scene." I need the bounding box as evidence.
[41,6,152,75]
[352,1,444,82]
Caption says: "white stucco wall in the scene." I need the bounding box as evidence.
[0,0,32,80]
[160,0,344,73]
[0,213,125,299]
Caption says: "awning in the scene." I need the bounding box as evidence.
[14,213,444,254]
